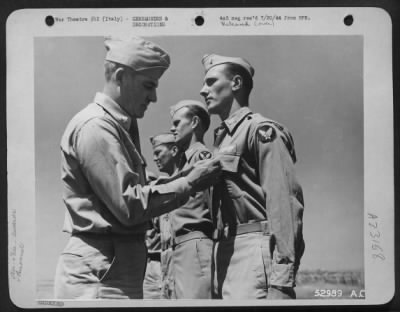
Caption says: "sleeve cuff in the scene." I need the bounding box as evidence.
[152,177,191,199]
[145,177,191,218]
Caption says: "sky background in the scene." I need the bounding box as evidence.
[35,35,363,283]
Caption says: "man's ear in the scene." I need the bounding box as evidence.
[114,67,125,86]
[191,115,200,129]
[231,74,243,92]
[171,145,179,157]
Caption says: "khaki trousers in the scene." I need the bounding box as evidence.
[213,232,271,299]
[143,259,162,299]
[54,233,146,299]
[172,236,213,299]
[160,247,175,299]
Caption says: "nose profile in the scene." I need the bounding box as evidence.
[149,89,157,103]
[199,84,208,98]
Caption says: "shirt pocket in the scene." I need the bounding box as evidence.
[219,154,240,173]
[217,144,243,200]
[218,143,240,173]
[217,150,243,199]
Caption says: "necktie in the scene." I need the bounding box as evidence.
[213,122,228,148]
[211,122,228,238]
[128,118,141,153]
[178,153,187,170]
[128,118,147,185]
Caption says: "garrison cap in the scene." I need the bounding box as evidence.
[202,53,254,77]
[104,36,170,80]
[170,99,209,117]
[150,132,176,147]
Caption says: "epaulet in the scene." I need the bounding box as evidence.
[250,113,281,128]
[248,114,279,136]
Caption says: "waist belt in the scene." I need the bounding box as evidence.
[220,221,269,239]
[172,231,210,248]
[73,231,145,241]
[148,252,161,262]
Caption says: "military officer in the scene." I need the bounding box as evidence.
[54,37,222,299]
[200,54,305,299]
[144,132,181,299]
[169,100,214,299]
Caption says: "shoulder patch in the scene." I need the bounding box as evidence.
[257,125,276,143]
[199,150,213,160]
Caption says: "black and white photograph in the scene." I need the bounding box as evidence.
[6,8,394,308]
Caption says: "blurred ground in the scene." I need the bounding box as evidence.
[37,270,364,300]
[296,270,364,299]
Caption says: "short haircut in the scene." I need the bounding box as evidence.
[184,105,210,132]
[223,63,253,99]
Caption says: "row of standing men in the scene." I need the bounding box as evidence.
[54,36,305,300]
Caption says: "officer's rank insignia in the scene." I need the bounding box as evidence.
[258,125,276,143]
[199,150,212,160]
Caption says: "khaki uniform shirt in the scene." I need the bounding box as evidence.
[213,107,305,288]
[171,142,214,238]
[60,93,191,235]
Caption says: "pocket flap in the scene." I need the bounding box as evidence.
[219,154,240,173]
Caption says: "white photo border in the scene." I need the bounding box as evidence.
[6,7,394,308]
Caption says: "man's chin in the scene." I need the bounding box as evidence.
[207,104,218,114]
[133,111,145,119]
[132,106,147,118]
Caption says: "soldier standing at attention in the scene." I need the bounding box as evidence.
[199,54,305,299]
[169,100,215,299]
[143,132,181,299]
[53,37,221,299]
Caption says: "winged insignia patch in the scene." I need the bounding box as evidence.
[199,150,213,160]
[257,125,276,143]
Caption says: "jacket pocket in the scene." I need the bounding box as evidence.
[98,255,116,282]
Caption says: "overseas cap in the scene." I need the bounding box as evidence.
[202,53,254,77]
[150,132,176,147]
[104,36,170,80]
[170,99,209,117]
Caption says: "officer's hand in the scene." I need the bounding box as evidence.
[186,157,222,192]
[267,286,296,299]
